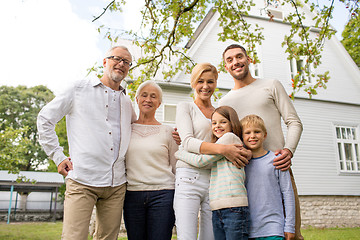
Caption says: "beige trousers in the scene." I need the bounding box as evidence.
[62,179,126,240]
[289,169,304,240]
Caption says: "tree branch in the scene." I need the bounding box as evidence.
[316,0,335,48]
[133,0,200,77]
[290,0,310,51]
[184,0,200,12]
[92,0,115,22]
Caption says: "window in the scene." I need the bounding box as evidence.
[335,126,360,173]
[249,52,261,78]
[290,57,314,84]
[163,104,177,123]
[250,62,260,78]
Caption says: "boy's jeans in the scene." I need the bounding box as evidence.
[212,206,250,240]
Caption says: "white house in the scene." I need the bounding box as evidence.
[120,1,360,228]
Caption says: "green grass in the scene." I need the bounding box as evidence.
[0,222,359,239]
[0,222,65,240]
[0,222,128,240]
[301,227,360,240]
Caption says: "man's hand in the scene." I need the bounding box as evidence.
[284,232,295,240]
[222,144,251,169]
[58,157,73,177]
[172,128,181,145]
[273,148,292,171]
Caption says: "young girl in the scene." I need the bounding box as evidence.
[175,106,249,240]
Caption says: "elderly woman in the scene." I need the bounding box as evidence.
[123,80,178,240]
[174,63,249,240]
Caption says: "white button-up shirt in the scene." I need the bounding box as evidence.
[105,86,121,161]
[37,78,136,187]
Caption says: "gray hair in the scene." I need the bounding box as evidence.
[105,46,132,60]
[135,80,163,104]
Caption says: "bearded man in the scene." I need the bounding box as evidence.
[38,46,136,240]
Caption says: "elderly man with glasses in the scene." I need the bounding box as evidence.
[37,46,136,240]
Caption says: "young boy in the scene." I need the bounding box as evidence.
[240,115,295,240]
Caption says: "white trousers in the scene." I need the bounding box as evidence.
[174,168,214,240]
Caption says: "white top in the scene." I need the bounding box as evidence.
[105,86,121,160]
[175,102,212,169]
[125,123,178,191]
[37,78,136,187]
[219,78,303,154]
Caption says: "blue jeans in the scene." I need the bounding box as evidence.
[123,190,175,240]
[212,206,250,240]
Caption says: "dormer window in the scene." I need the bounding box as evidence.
[290,57,314,84]
[250,61,260,78]
[249,52,262,78]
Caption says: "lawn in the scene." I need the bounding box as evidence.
[0,222,359,239]
[301,227,360,240]
[0,222,128,240]
[0,221,175,240]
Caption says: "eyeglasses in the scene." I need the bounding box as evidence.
[107,56,132,67]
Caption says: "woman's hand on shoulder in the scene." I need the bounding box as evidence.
[172,127,181,145]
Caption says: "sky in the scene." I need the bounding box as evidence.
[0,0,351,95]
[0,0,142,95]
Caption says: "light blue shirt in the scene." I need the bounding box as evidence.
[245,151,295,238]
[37,78,136,187]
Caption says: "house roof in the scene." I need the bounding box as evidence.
[185,3,324,50]
[185,8,216,49]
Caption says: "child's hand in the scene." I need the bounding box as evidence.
[222,144,249,168]
[284,232,295,240]
[243,147,252,160]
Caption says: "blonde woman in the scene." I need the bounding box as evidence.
[174,63,250,240]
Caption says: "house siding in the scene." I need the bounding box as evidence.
[291,98,360,196]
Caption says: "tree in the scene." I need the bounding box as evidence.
[341,9,360,67]
[0,127,30,174]
[0,85,54,171]
[91,0,359,98]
